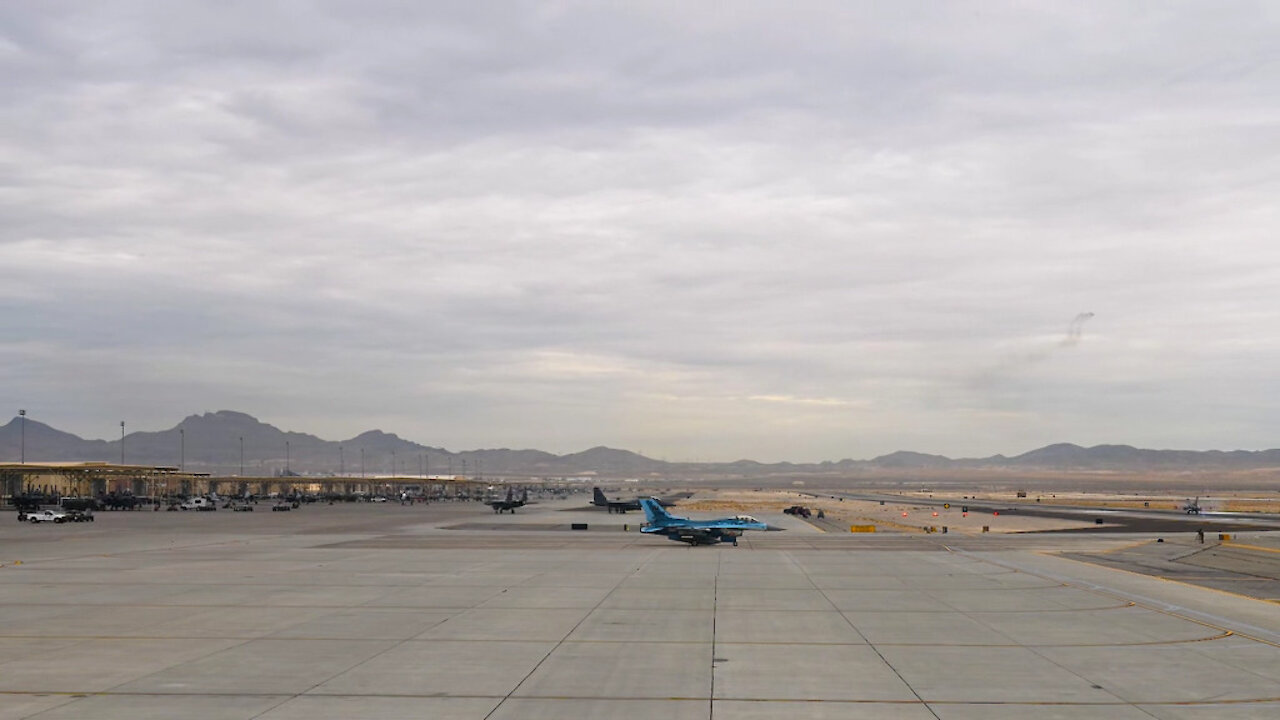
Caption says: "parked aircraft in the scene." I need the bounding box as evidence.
[592,487,690,514]
[488,488,529,514]
[639,498,775,546]
[178,497,216,511]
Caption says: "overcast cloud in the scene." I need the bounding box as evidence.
[3,1,1279,461]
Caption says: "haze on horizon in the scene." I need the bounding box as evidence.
[3,2,1279,463]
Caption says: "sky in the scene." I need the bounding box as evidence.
[3,2,1280,462]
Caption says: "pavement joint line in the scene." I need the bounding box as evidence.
[998,550,1280,686]
[1073,549,1280,606]
[20,624,1224,643]
[860,633,1235,648]
[974,550,1280,648]
[1093,538,1164,555]
[919,553,1147,712]
[784,549,943,720]
[2,596,1140,610]
[480,548,664,720]
[1222,540,1280,555]
[6,689,1280,706]
[22,545,470,719]
[0,535,295,567]
[253,576,481,707]
[9,683,1280,705]
[8,510,1280,711]
[1167,544,1226,564]
[83,622,314,715]
[277,558,553,720]
[709,550,721,720]
[614,633,1234,648]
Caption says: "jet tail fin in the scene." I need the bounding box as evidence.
[593,487,608,506]
[640,497,675,526]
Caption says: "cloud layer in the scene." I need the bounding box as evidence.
[3,2,1280,461]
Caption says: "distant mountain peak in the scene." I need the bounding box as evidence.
[352,429,400,441]
[207,410,260,423]
[868,450,954,468]
[6,410,1280,475]
[170,410,284,433]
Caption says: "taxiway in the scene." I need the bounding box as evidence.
[1,497,1278,719]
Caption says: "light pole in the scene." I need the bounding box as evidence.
[120,421,125,465]
[285,440,290,476]
[239,436,244,477]
[179,428,185,472]
[18,409,25,464]
[360,448,365,478]
[340,445,344,476]
[391,449,396,478]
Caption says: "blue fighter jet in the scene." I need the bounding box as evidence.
[639,498,776,546]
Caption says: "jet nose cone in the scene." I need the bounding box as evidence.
[764,524,786,532]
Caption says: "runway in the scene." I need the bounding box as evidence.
[825,491,1280,534]
[2,499,1279,719]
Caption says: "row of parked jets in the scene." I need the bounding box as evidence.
[487,486,781,546]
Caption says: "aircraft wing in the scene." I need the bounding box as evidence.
[668,527,717,541]
[655,492,693,505]
[648,524,741,544]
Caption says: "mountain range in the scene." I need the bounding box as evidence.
[3,410,1280,478]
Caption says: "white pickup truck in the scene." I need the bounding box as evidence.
[23,509,68,523]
